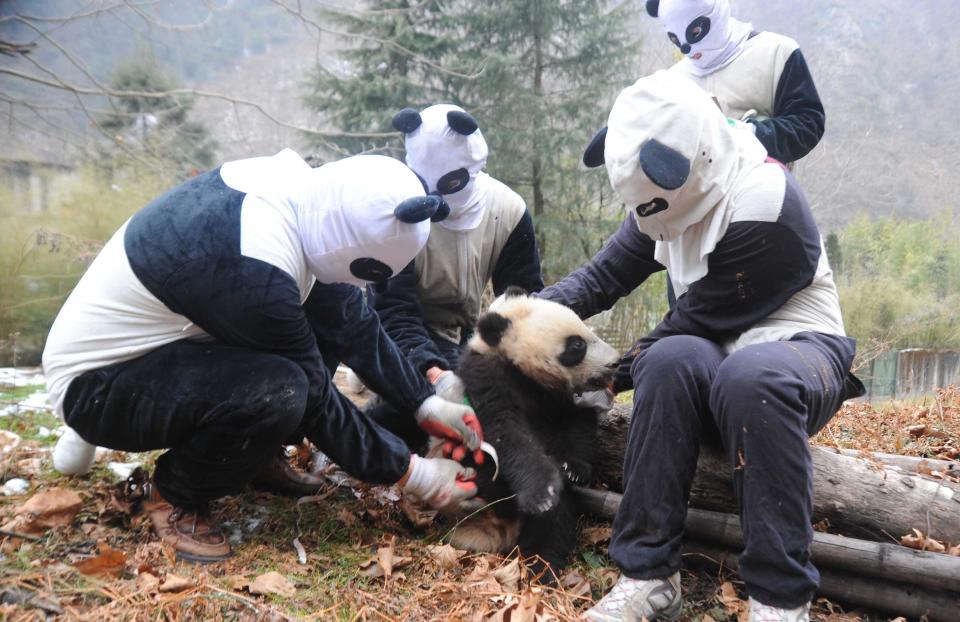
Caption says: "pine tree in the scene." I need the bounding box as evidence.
[103,59,218,173]
[305,1,641,277]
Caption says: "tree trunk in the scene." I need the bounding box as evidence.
[595,406,960,543]
[575,489,960,594]
[683,540,960,622]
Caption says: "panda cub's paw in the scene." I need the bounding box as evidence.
[561,459,592,485]
[517,470,564,516]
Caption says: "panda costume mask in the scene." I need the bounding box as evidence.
[393,104,490,232]
[647,0,752,77]
[584,70,767,294]
[220,149,439,286]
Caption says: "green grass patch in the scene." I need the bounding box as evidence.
[0,383,46,402]
[0,406,60,444]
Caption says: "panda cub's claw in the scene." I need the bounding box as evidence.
[561,459,592,485]
[518,471,564,516]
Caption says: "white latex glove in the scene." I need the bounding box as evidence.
[414,395,484,463]
[401,454,480,513]
[573,388,615,415]
[53,427,97,475]
[432,370,466,404]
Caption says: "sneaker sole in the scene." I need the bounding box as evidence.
[582,600,683,622]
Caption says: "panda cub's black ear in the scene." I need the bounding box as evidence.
[477,312,510,347]
[503,286,527,298]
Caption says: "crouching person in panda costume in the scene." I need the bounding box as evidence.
[42,150,483,563]
[365,104,544,449]
[535,73,863,621]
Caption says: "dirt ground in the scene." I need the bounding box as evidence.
[0,372,957,621]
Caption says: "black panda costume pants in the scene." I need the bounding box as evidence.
[610,331,862,609]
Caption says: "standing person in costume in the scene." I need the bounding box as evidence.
[44,149,484,562]
[537,72,861,621]
[365,104,543,449]
[646,0,825,165]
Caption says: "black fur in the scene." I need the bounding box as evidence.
[457,348,598,581]
[477,312,510,347]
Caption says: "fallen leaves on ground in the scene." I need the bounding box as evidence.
[73,541,127,578]
[718,581,748,621]
[246,571,295,598]
[900,528,947,553]
[1,486,82,536]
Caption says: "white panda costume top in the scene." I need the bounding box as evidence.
[369,105,544,373]
[541,70,849,391]
[43,150,442,476]
[646,0,825,164]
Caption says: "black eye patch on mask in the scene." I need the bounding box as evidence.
[436,167,470,195]
[685,16,711,44]
[668,32,691,55]
[350,257,394,283]
[635,198,669,218]
[640,139,690,190]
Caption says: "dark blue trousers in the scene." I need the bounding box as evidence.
[63,340,309,508]
[609,332,862,608]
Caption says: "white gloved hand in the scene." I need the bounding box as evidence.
[414,395,483,461]
[53,426,97,475]
[432,370,466,404]
[573,388,615,414]
[401,454,479,513]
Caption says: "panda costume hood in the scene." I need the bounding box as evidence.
[220,149,436,286]
[647,0,753,77]
[584,70,767,292]
[394,104,490,232]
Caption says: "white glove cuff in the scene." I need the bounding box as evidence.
[402,454,437,497]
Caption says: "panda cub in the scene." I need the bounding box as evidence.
[448,287,619,580]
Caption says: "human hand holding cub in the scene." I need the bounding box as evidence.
[400,454,481,513]
[418,368,485,465]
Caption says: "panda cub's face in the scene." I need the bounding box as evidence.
[470,288,619,393]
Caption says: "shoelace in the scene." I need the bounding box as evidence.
[598,577,645,612]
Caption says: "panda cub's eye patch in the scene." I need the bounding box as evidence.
[559,335,587,367]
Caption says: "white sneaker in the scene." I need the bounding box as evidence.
[748,597,810,622]
[582,572,682,622]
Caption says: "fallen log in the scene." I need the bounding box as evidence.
[596,406,960,543]
[574,488,960,594]
[824,447,959,477]
[683,540,960,622]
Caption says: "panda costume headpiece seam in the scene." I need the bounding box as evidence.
[647,0,753,77]
[393,104,490,232]
[220,149,440,286]
[582,70,767,291]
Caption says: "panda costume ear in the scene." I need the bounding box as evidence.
[392,108,423,133]
[394,195,442,223]
[645,0,660,17]
[477,312,511,347]
[582,127,608,168]
[446,110,479,135]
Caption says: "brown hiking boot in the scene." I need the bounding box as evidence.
[251,454,327,496]
[143,483,232,563]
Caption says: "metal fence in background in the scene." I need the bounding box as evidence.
[858,349,960,401]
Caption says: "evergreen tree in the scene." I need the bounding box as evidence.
[103,59,218,173]
[305,1,640,278]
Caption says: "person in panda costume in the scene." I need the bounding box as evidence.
[536,72,863,621]
[42,150,484,563]
[364,104,543,449]
[645,0,825,165]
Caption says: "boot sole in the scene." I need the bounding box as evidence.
[175,550,233,564]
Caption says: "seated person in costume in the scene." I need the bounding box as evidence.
[536,72,862,622]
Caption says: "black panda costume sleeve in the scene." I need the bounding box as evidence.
[748,49,825,164]
[303,280,434,409]
[538,212,664,319]
[370,262,451,374]
[491,210,545,295]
